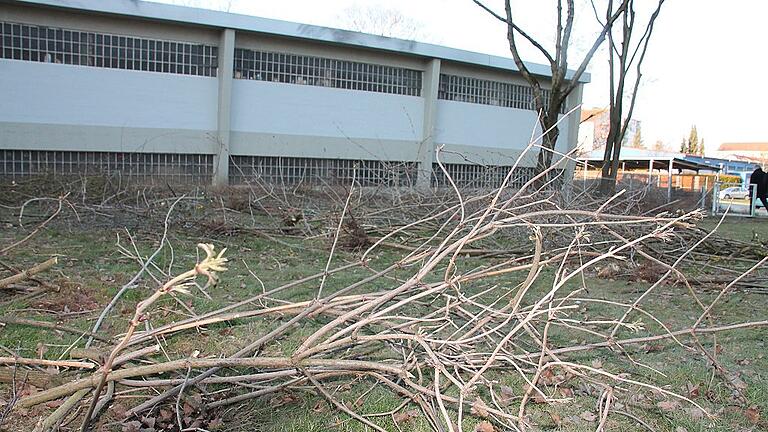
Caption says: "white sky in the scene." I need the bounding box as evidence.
[151,0,767,152]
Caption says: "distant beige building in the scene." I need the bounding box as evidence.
[577,107,640,153]
[715,143,768,167]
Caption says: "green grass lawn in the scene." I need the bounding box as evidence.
[699,215,768,242]
[0,215,766,432]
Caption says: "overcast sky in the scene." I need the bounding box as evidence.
[150,0,767,152]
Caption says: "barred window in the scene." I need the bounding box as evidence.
[432,164,537,189]
[438,74,565,114]
[0,21,218,77]
[0,150,213,184]
[233,48,422,96]
[230,156,417,187]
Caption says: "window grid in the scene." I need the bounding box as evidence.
[431,164,540,189]
[438,74,565,114]
[230,156,417,187]
[233,48,422,96]
[0,21,218,77]
[0,150,213,184]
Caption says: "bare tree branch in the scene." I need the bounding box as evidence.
[471,0,556,66]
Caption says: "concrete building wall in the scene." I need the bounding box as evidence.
[230,80,423,161]
[0,59,218,154]
[435,100,569,154]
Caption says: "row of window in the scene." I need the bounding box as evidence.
[0,21,219,76]
[432,164,563,188]
[0,150,213,184]
[1,21,564,108]
[230,156,417,186]
[438,74,565,114]
[1,151,557,189]
[233,48,422,96]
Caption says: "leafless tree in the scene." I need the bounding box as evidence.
[473,0,630,178]
[338,4,425,40]
[598,0,666,194]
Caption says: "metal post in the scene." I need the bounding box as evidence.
[648,158,654,188]
[667,158,673,203]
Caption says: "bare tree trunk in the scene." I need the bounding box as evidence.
[474,0,630,183]
[598,0,666,195]
[535,112,562,186]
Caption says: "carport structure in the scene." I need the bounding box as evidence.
[577,147,721,201]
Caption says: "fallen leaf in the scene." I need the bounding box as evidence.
[471,399,489,418]
[549,411,562,426]
[45,400,63,409]
[686,382,700,398]
[675,427,688,432]
[540,368,556,385]
[122,421,142,432]
[36,342,48,359]
[190,393,203,407]
[745,405,760,424]
[686,407,705,421]
[726,373,748,392]
[474,420,495,432]
[158,408,172,421]
[703,391,717,403]
[657,400,681,412]
[597,263,621,279]
[590,358,603,369]
[393,409,419,424]
[208,417,224,429]
[642,343,664,353]
[580,411,597,422]
[499,385,516,406]
[558,387,574,398]
[269,393,298,408]
[311,400,328,412]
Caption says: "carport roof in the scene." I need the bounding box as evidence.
[577,147,721,172]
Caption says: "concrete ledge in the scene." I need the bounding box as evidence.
[230,132,420,162]
[0,122,217,154]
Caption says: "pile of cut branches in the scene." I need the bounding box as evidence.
[2,156,766,432]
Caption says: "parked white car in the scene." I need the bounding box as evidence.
[718,187,750,200]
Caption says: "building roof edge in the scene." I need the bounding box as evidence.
[6,0,590,83]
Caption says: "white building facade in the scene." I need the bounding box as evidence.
[0,0,587,187]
